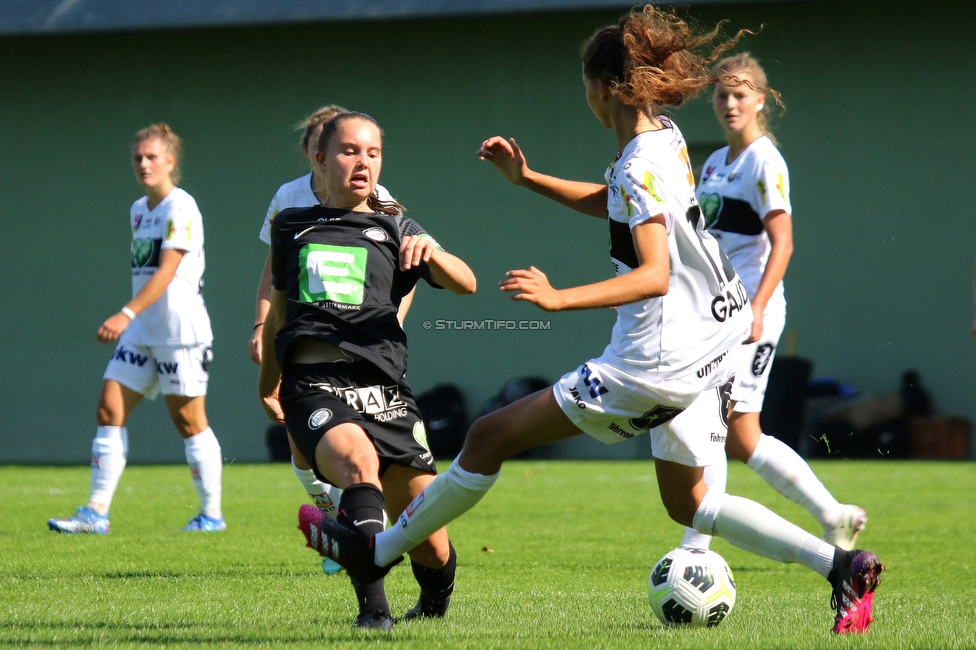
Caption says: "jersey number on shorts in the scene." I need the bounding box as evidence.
[299,244,368,305]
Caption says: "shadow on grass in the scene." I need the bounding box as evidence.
[0,619,436,645]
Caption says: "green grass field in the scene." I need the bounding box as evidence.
[2,460,974,648]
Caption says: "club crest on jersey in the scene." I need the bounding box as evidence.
[133,214,143,230]
[362,227,388,242]
[130,237,157,268]
[308,408,333,430]
[700,193,722,227]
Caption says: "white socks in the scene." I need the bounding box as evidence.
[292,459,341,519]
[184,427,223,519]
[693,490,835,579]
[680,459,727,550]
[89,426,128,512]
[747,433,840,529]
[374,460,499,566]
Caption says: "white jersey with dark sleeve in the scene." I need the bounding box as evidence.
[602,117,751,384]
[125,187,213,346]
[258,172,395,245]
[697,136,791,301]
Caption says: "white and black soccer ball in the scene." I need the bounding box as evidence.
[648,548,736,627]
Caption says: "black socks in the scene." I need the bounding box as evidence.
[339,483,390,620]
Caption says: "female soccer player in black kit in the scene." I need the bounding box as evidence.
[258,111,476,630]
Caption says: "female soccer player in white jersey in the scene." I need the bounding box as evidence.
[48,124,225,534]
[261,111,477,628]
[250,106,411,574]
[299,6,883,634]
[678,53,868,554]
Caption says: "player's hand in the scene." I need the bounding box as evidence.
[500,266,564,312]
[400,235,436,271]
[745,305,764,344]
[260,386,285,424]
[477,136,529,186]
[248,325,263,365]
[97,312,131,344]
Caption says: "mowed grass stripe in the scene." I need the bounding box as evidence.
[1,461,974,648]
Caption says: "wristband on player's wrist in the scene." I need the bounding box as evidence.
[253,322,265,330]
[120,306,137,320]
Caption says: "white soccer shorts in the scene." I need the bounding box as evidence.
[729,301,786,413]
[553,355,733,467]
[103,339,212,399]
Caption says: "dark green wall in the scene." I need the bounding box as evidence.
[2,1,974,463]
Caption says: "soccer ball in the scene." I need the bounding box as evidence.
[648,548,736,627]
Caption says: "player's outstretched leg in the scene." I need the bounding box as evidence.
[823,505,868,552]
[298,504,400,584]
[690,487,883,632]
[829,548,884,634]
[739,430,868,550]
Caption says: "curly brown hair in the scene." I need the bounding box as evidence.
[581,4,746,111]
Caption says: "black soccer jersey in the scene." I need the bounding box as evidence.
[270,206,442,381]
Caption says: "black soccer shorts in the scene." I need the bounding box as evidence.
[280,360,437,484]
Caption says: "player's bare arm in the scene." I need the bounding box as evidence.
[399,235,476,295]
[257,289,285,423]
[500,216,668,311]
[249,248,274,364]
[97,247,186,343]
[746,209,793,343]
[478,136,608,218]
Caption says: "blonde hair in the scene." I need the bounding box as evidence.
[132,123,183,184]
[298,104,347,154]
[713,53,785,144]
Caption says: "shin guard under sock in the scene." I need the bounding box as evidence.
[338,484,390,617]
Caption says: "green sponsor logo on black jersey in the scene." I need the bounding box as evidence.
[299,244,368,305]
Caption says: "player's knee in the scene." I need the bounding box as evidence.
[337,446,380,482]
[465,415,493,449]
[459,415,509,469]
[95,401,122,426]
